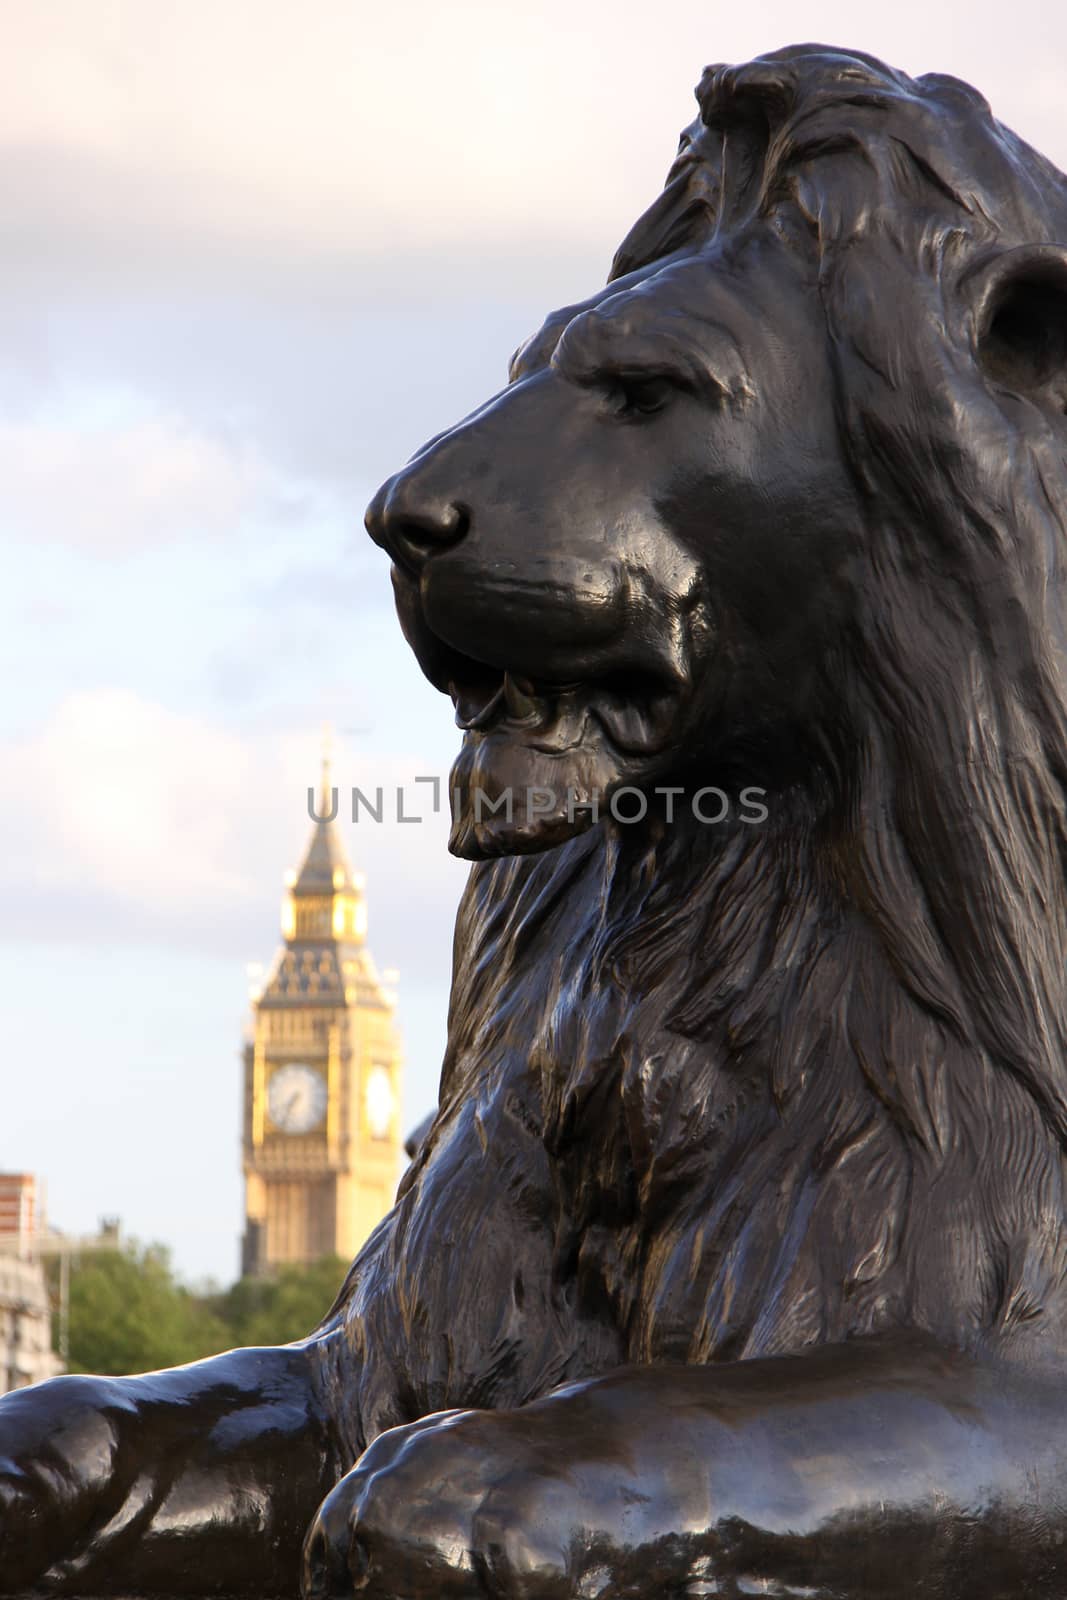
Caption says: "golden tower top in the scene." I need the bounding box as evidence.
[278,733,368,948]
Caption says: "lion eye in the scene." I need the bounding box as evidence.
[608,374,679,418]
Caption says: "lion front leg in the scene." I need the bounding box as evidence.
[301,1333,1067,1600]
[0,1338,343,1597]
[301,1380,762,1599]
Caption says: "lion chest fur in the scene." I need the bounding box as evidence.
[329,816,1067,1457]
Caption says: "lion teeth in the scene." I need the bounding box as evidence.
[503,673,539,720]
[453,678,506,730]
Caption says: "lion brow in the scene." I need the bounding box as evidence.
[550,301,746,402]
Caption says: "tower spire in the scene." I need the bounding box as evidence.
[280,726,366,944]
[320,722,334,817]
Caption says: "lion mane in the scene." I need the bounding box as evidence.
[329,47,1067,1454]
[588,45,1067,1355]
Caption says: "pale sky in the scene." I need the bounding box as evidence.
[4,0,1067,1285]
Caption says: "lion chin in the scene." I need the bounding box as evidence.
[447,670,682,858]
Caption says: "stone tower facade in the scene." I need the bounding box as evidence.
[241,765,403,1275]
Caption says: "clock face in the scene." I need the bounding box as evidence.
[365,1064,395,1140]
[267,1063,327,1135]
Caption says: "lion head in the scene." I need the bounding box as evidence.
[367,47,1067,1361]
[368,46,1067,862]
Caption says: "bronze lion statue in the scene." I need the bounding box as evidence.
[7,41,1067,1600]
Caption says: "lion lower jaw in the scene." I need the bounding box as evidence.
[447,728,628,858]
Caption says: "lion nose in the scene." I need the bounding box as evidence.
[364,468,470,571]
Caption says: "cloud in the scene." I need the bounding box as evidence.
[0,4,669,262]
[0,411,323,554]
[9,690,257,911]
[4,1,1067,506]
[3,0,1066,282]
[0,689,468,983]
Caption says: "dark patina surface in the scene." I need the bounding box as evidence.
[6,42,1067,1600]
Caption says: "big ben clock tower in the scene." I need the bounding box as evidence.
[241,759,403,1275]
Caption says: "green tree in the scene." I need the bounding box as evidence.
[51,1243,230,1376]
[44,1248,351,1376]
[209,1256,349,1347]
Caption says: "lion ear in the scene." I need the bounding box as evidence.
[970,244,1067,414]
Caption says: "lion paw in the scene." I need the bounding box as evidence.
[301,1408,573,1599]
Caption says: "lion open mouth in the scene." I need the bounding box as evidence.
[389,568,696,856]
[449,665,680,757]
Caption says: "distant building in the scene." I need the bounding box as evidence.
[240,757,404,1275]
[0,1172,39,1240]
[0,1175,63,1393]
